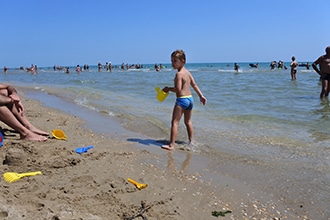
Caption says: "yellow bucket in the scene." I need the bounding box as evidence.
[51,129,67,140]
[155,87,168,102]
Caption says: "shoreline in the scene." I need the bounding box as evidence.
[0,89,319,219]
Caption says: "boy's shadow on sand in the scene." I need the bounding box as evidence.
[126,138,186,148]
[126,138,166,148]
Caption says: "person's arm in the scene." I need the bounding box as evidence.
[0,94,14,106]
[163,86,177,93]
[0,84,24,113]
[190,76,207,105]
[163,74,179,93]
[312,57,322,75]
[0,84,18,95]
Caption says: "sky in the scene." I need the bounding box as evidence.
[1,0,329,67]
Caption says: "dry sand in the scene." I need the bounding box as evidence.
[0,95,310,219]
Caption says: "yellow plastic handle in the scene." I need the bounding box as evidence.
[19,171,42,177]
[128,178,148,189]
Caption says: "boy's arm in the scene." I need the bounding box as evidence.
[163,86,177,93]
[192,84,207,105]
[163,74,179,93]
[190,78,207,105]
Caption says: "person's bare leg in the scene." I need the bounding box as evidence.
[0,88,48,136]
[183,109,193,143]
[0,106,47,141]
[162,105,183,151]
[10,102,49,136]
[326,80,330,97]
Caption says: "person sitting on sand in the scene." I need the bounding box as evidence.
[0,83,48,141]
[161,50,207,150]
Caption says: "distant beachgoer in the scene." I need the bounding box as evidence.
[0,83,48,141]
[300,62,311,70]
[65,67,70,74]
[270,61,277,69]
[249,63,258,68]
[121,63,125,70]
[161,50,207,151]
[3,66,8,74]
[76,65,81,73]
[109,62,112,72]
[278,60,284,69]
[98,62,102,72]
[312,46,330,98]
[234,63,240,71]
[290,56,299,80]
[155,63,160,72]
[26,64,35,74]
[306,62,310,70]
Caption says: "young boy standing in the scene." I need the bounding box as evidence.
[161,50,207,151]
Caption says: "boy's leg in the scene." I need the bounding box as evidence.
[183,110,193,143]
[162,105,183,150]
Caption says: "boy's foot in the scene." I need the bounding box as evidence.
[161,145,174,151]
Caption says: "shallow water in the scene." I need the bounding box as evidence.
[2,62,330,217]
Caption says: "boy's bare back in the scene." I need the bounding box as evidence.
[174,67,195,98]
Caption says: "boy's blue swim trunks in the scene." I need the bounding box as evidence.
[176,95,194,110]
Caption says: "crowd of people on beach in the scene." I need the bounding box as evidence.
[3,62,167,74]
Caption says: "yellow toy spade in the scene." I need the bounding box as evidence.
[3,171,42,183]
[128,178,148,189]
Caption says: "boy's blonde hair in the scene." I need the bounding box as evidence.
[171,49,186,63]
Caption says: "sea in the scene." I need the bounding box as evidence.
[1,62,330,218]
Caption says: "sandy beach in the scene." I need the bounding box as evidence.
[0,93,316,220]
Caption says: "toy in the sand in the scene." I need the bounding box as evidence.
[127,178,148,189]
[75,146,94,154]
[51,129,67,140]
[3,171,42,183]
[155,87,168,102]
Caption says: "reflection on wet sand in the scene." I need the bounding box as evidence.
[167,151,192,173]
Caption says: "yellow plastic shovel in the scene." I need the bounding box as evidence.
[3,171,42,183]
[127,178,148,189]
